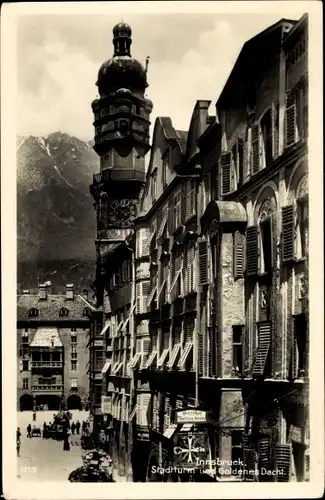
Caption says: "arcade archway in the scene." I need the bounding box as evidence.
[35,395,61,411]
[67,394,82,410]
[20,394,33,411]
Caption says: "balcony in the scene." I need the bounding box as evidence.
[32,385,63,392]
[31,361,63,368]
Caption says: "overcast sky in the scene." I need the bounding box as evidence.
[17,10,305,141]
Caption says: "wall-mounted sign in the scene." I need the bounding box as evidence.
[176,409,207,424]
[101,396,112,414]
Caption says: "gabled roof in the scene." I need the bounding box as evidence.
[216,18,298,109]
[17,293,95,322]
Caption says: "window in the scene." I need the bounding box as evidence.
[198,241,208,285]
[162,154,168,187]
[22,360,29,371]
[83,307,91,317]
[28,308,39,318]
[260,218,272,273]
[285,81,307,149]
[59,307,69,317]
[251,124,262,174]
[296,81,308,141]
[71,379,78,388]
[292,314,307,379]
[71,351,78,360]
[296,198,307,259]
[185,179,195,219]
[71,360,77,370]
[22,378,29,390]
[20,344,29,356]
[260,109,272,166]
[173,192,181,231]
[151,172,157,202]
[231,139,244,189]
[71,335,77,344]
[185,243,195,294]
[232,326,244,376]
[231,430,244,474]
[282,205,295,262]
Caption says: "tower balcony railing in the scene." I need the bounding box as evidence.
[31,361,63,368]
[31,385,63,392]
[92,169,145,184]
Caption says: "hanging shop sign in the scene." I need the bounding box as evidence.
[173,431,209,468]
[176,409,207,424]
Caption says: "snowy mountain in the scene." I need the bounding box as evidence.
[17,132,99,290]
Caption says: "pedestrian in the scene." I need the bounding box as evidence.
[16,427,21,446]
[76,420,81,435]
[71,422,76,435]
[33,411,36,421]
[27,423,32,438]
[63,431,70,451]
[42,422,47,439]
[82,421,86,433]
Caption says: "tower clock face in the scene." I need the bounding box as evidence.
[108,199,137,227]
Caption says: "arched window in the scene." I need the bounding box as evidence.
[99,192,108,220]
[28,308,39,318]
[59,307,69,317]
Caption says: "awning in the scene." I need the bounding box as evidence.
[157,213,168,239]
[163,424,178,439]
[100,321,110,336]
[167,344,181,369]
[101,361,111,374]
[147,286,157,307]
[129,352,141,369]
[30,327,62,347]
[177,342,193,369]
[115,321,124,335]
[143,351,157,370]
[169,269,182,294]
[129,405,137,422]
[112,362,123,375]
[157,348,169,368]
[158,279,167,300]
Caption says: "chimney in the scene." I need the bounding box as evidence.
[82,289,88,300]
[66,284,74,300]
[39,284,47,300]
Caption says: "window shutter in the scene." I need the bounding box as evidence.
[198,241,208,285]
[141,228,150,257]
[185,317,194,343]
[168,196,174,234]
[275,444,291,482]
[208,327,213,377]
[221,152,231,195]
[136,232,141,259]
[142,338,151,356]
[244,128,252,181]
[258,437,271,468]
[246,226,258,276]
[141,281,150,314]
[282,205,294,262]
[136,283,141,314]
[252,322,271,376]
[291,331,298,379]
[242,437,256,480]
[164,396,171,431]
[251,125,260,174]
[198,331,203,376]
[272,101,279,159]
[233,231,244,278]
[285,90,296,147]
[163,329,170,350]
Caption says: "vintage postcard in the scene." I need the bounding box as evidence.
[1,1,323,498]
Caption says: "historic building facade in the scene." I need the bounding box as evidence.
[90,15,308,482]
[17,284,94,411]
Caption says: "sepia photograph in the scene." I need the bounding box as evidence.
[1,1,323,498]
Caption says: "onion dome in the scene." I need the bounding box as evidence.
[96,22,148,96]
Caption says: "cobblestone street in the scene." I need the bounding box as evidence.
[17,411,88,481]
